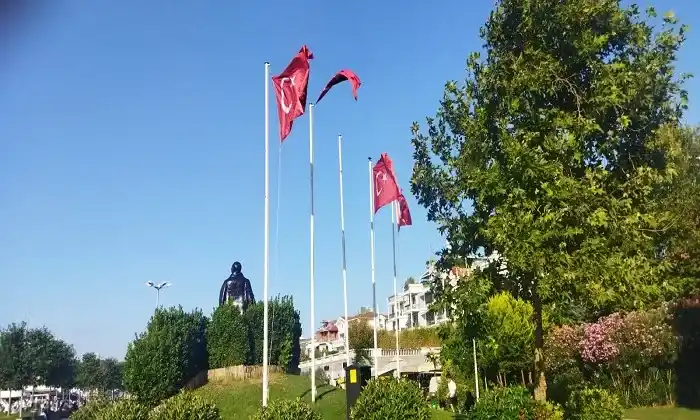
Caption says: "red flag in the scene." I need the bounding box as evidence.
[397,193,412,229]
[373,153,400,213]
[316,69,361,104]
[272,45,314,142]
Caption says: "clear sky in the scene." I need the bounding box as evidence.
[2,1,700,359]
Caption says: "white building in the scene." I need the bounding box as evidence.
[301,311,388,357]
[386,255,499,331]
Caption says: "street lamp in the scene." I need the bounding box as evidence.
[145,281,171,308]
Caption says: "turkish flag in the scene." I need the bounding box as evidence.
[372,153,401,213]
[396,193,412,230]
[316,69,361,104]
[272,45,314,142]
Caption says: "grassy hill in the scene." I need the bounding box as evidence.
[194,374,458,419]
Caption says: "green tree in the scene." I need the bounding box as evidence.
[101,357,123,391]
[348,320,374,365]
[411,0,689,400]
[208,301,250,368]
[77,352,104,392]
[0,323,31,391]
[479,292,535,385]
[245,295,302,369]
[122,306,208,406]
[47,339,77,390]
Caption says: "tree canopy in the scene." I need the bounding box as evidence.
[411,0,692,399]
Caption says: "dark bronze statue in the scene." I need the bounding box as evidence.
[218,261,255,311]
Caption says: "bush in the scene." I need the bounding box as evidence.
[533,401,564,420]
[149,391,220,420]
[351,377,430,420]
[565,388,623,420]
[70,398,110,420]
[469,386,538,420]
[208,301,250,368]
[245,296,303,369]
[251,398,321,420]
[123,306,208,406]
[97,399,149,420]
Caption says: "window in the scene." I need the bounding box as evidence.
[426,312,435,325]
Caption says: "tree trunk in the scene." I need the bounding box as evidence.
[532,283,547,401]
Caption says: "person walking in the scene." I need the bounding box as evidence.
[447,377,458,412]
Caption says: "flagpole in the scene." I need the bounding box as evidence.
[338,134,350,367]
[309,103,317,402]
[368,158,379,377]
[391,201,400,378]
[473,338,480,400]
[262,61,271,407]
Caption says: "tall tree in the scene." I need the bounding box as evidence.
[411,0,689,400]
[101,358,123,392]
[76,352,104,392]
[0,323,31,391]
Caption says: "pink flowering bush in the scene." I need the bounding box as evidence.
[545,324,584,373]
[579,313,624,365]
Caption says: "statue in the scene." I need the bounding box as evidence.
[218,261,255,312]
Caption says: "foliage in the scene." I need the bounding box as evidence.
[565,388,624,420]
[123,306,208,406]
[314,368,329,386]
[545,325,584,375]
[251,398,322,420]
[469,386,542,420]
[77,352,106,392]
[347,319,373,365]
[70,397,110,420]
[149,391,220,420]
[580,314,625,365]
[0,323,77,391]
[350,377,431,420]
[101,357,123,391]
[0,322,30,390]
[479,292,535,383]
[97,399,150,420]
[411,0,691,400]
[245,296,302,370]
[208,301,250,368]
[533,401,565,420]
[377,327,441,349]
[545,307,677,407]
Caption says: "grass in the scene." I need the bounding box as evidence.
[194,375,700,420]
[625,406,700,420]
[194,373,458,419]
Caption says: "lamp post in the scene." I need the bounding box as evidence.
[145,281,171,308]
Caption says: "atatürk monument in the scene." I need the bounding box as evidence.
[218,261,255,312]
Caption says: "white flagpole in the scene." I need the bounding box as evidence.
[262,61,271,408]
[309,103,317,402]
[368,158,379,377]
[391,201,400,378]
[338,134,350,367]
[473,338,480,400]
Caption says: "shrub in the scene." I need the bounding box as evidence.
[251,398,321,420]
[208,301,250,368]
[71,397,110,420]
[579,314,624,365]
[149,391,220,420]
[469,386,537,420]
[533,401,564,420]
[245,296,303,369]
[97,399,149,420]
[351,377,430,420]
[123,306,208,406]
[314,367,329,386]
[565,388,623,420]
[545,325,584,374]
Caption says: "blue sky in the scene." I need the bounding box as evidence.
[1,1,700,359]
